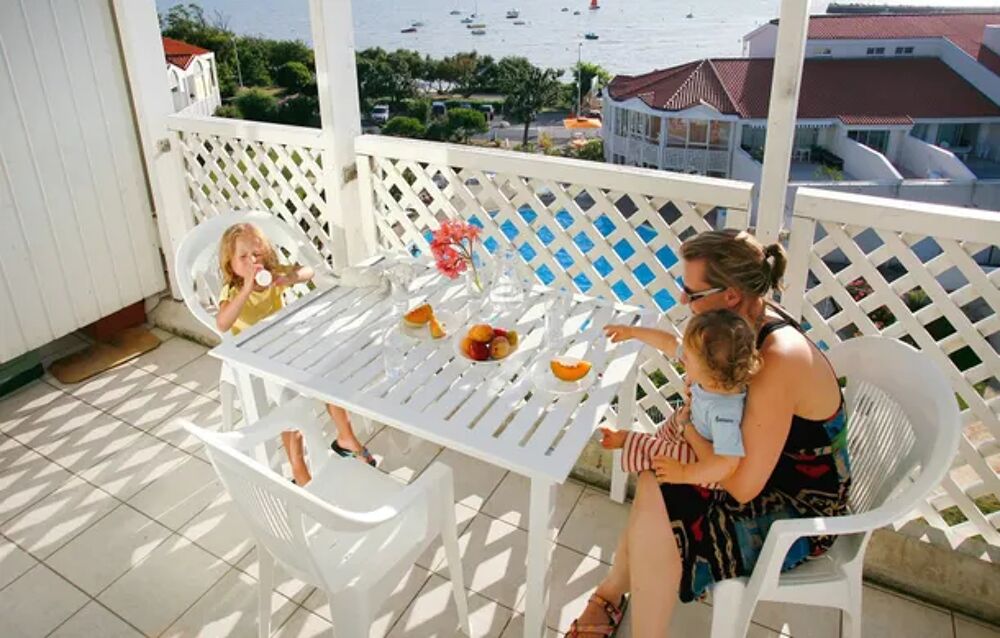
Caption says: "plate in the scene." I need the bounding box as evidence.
[452,330,519,365]
[530,357,597,395]
[399,310,458,341]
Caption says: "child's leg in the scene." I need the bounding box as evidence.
[281,430,311,485]
[326,404,364,450]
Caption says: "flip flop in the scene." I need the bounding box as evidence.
[331,440,377,467]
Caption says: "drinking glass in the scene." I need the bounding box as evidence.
[383,325,408,381]
[543,286,572,347]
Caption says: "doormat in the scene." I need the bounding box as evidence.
[49,326,161,384]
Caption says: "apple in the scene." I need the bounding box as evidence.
[469,340,490,361]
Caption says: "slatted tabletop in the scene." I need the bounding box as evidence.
[211,266,648,484]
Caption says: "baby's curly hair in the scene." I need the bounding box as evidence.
[683,310,762,391]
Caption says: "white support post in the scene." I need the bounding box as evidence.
[309,0,367,269]
[111,0,194,299]
[755,0,811,245]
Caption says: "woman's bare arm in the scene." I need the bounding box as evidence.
[604,325,680,358]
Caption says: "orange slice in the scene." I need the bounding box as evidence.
[403,303,433,327]
[550,358,592,382]
[429,315,446,339]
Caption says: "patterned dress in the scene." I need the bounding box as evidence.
[658,319,852,602]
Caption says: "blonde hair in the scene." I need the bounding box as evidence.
[680,229,787,298]
[683,309,762,391]
[218,223,280,289]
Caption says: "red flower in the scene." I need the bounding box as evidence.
[430,220,481,280]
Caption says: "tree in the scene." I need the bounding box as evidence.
[234,37,273,86]
[214,103,241,119]
[446,108,487,142]
[443,52,479,96]
[572,62,611,111]
[234,88,278,122]
[275,61,313,93]
[382,116,427,139]
[265,39,313,70]
[499,59,563,147]
[277,94,320,127]
[356,48,416,107]
[403,98,431,123]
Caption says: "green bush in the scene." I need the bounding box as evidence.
[214,103,242,119]
[445,108,487,142]
[234,88,279,122]
[275,61,313,93]
[277,94,320,127]
[382,116,426,138]
[403,98,431,123]
[424,121,450,141]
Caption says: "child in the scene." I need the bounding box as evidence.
[601,310,761,487]
[216,223,376,485]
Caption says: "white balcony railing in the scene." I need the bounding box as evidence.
[160,116,999,553]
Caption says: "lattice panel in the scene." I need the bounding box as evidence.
[787,210,1000,548]
[360,144,752,437]
[174,130,337,263]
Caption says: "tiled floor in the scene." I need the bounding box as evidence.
[1,332,998,637]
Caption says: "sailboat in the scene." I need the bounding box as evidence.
[589,0,600,10]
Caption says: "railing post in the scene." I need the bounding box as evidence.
[309,0,368,269]
[756,0,810,245]
[111,0,194,299]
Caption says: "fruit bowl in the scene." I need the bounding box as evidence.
[530,356,596,395]
[453,323,519,364]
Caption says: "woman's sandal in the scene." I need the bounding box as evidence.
[566,593,629,637]
[330,440,377,467]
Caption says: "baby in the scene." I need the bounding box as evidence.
[602,309,761,486]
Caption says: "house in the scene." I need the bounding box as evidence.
[603,11,1000,213]
[163,36,221,116]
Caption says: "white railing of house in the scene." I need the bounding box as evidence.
[164,114,338,264]
[900,135,978,181]
[355,134,752,442]
[160,117,999,553]
[663,148,730,175]
[832,134,904,182]
[732,147,763,185]
[786,187,1000,548]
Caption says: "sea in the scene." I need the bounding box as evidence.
[156,0,999,75]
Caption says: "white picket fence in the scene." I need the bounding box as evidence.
[161,119,999,552]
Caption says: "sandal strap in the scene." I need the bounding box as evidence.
[567,620,616,637]
[588,594,625,626]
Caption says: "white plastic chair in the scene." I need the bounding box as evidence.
[174,211,335,430]
[180,397,471,638]
[709,336,961,638]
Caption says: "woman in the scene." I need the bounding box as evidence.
[567,230,851,637]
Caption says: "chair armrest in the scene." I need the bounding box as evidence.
[203,397,327,454]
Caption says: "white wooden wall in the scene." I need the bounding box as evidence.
[0,0,165,363]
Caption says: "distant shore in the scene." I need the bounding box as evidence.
[828,3,1000,13]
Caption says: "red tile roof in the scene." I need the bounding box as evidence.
[802,12,1000,64]
[162,37,211,70]
[608,57,1000,123]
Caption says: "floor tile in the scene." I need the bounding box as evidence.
[0,534,37,590]
[752,600,842,637]
[303,563,430,632]
[499,614,562,637]
[955,615,1000,638]
[98,533,230,636]
[179,490,255,565]
[0,380,67,431]
[3,390,111,451]
[171,354,223,400]
[30,410,145,475]
[0,563,87,637]
[109,374,198,432]
[513,544,609,631]
[161,565,299,638]
[149,392,234,460]
[434,513,528,609]
[366,428,443,484]
[0,443,74,524]
[272,606,334,638]
[131,336,207,377]
[127,455,221,531]
[416,502,479,571]
[237,548,317,606]
[47,502,172,595]
[78,430,190,501]
[431,449,508,511]
[861,585,954,638]
[149,326,176,343]
[556,487,629,564]
[0,476,118,559]
[482,472,585,539]
[49,600,144,638]
[388,573,512,638]
[64,365,165,413]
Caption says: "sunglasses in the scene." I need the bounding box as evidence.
[680,280,725,301]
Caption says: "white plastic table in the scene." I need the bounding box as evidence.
[211,266,648,638]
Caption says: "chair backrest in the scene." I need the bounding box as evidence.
[174,211,329,337]
[826,337,961,526]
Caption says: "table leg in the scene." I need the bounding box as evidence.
[234,368,274,466]
[611,363,640,504]
[524,477,557,638]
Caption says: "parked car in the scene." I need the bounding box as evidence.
[460,102,473,110]
[478,104,495,120]
[431,101,447,118]
[371,104,390,124]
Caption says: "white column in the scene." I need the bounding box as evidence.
[111,0,194,299]
[756,0,811,245]
[309,0,370,268]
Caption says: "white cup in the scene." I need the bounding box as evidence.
[254,270,273,287]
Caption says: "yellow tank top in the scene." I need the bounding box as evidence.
[220,283,288,336]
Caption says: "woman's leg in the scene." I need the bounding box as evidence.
[281,430,311,485]
[628,471,681,636]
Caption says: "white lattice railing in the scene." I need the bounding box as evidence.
[165,114,338,263]
[355,134,753,439]
[786,187,1000,548]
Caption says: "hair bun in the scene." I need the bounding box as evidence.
[762,243,787,290]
